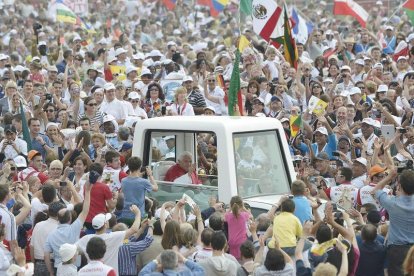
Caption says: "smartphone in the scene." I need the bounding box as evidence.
[161,106,166,115]
[332,151,340,157]
[59,181,67,187]
[399,128,407,134]
[332,203,338,212]
[288,195,294,199]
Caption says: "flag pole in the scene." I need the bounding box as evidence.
[384,1,405,25]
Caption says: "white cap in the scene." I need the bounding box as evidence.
[92,213,112,229]
[164,135,175,141]
[362,118,381,128]
[128,91,141,100]
[14,65,26,72]
[149,50,162,57]
[125,116,141,128]
[126,66,137,75]
[104,82,116,91]
[32,56,40,62]
[38,41,47,46]
[253,97,264,104]
[97,38,108,45]
[363,56,372,61]
[167,41,176,47]
[397,56,408,62]
[182,75,193,83]
[173,29,182,35]
[204,106,216,113]
[115,48,127,56]
[140,68,152,76]
[355,59,364,66]
[102,114,116,124]
[349,87,361,95]
[59,244,77,262]
[134,81,145,91]
[14,155,27,168]
[325,29,333,35]
[373,63,383,69]
[377,84,388,92]
[354,157,367,167]
[72,35,81,42]
[107,55,117,63]
[162,59,173,65]
[142,59,154,67]
[132,53,145,60]
[385,25,393,31]
[408,33,414,42]
[323,78,333,83]
[314,127,328,136]
[280,118,289,123]
[0,54,8,60]
[340,65,351,71]
[46,122,59,130]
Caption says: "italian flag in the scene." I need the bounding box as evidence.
[56,3,77,24]
[404,0,414,26]
[333,0,369,28]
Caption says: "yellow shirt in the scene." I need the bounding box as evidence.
[269,212,302,248]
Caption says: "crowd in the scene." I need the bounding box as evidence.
[0,0,414,275]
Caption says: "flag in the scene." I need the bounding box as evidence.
[333,0,369,28]
[20,102,32,152]
[291,7,313,44]
[197,0,229,17]
[308,96,328,116]
[163,0,177,11]
[238,35,250,52]
[290,115,302,138]
[76,17,96,34]
[393,40,409,62]
[252,0,283,48]
[56,2,77,24]
[228,49,243,116]
[216,74,225,89]
[240,0,252,15]
[281,5,298,69]
[403,0,414,25]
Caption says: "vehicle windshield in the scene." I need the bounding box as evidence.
[233,130,291,198]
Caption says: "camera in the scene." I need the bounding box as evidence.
[354,138,362,144]
[33,23,42,34]
[399,128,407,134]
[397,160,413,173]
[332,151,340,157]
[45,94,52,101]
[59,181,67,187]
[140,166,148,179]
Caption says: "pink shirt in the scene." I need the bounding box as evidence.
[225,211,250,259]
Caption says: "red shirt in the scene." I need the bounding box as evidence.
[85,182,112,223]
[164,164,201,184]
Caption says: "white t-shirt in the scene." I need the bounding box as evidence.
[78,260,116,276]
[351,174,367,189]
[357,184,391,209]
[100,99,128,121]
[76,231,125,273]
[326,184,358,208]
[205,86,225,115]
[170,102,195,116]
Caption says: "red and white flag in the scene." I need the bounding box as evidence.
[252,0,283,47]
[393,40,409,62]
[333,0,369,28]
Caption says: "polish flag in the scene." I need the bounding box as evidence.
[333,0,369,28]
[393,40,409,62]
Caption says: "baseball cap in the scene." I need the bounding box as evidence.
[4,124,16,134]
[132,53,145,60]
[377,84,388,92]
[271,96,282,103]
[280,118,289,123]
[134,81,145,91]
[47,65,58,72]
[355,59,364,66]
[182,76,193,83]
[13,155,27,168]
[28,150,41,161]
[362,118,381,128]
[162,59,173,65]
[349,87,361,95]
[115,48,127,56]
[102,114,116,124]
[338,135,351,145]
[164,136,175,141]
[126,66,137,75]
[204,106,216,113]
[373,63,383,69]
[354,157,367,167]
[92,213,112,229]
[397,56,408,62]
[385,25,393,31]
[323,78,333,83]
[408,33,414,42]
[140,68,152,77]
[104,82,116,91]
[315,152,330,161]
[314,127,328,136]
[340,65,351,71]
[59,243,77,262]
[167,41,176,47]
[149,50,162,57]
[0,54,8,60]
[253,97,264,105]
[120,142,133,152]
[128,92,141,100]
[370,165,386,177]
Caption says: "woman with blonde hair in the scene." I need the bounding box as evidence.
[170,87,195,116]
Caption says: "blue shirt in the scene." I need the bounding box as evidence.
[121,176,152,219]
[293,196,313,225]
[118,234,153,276]
[44,218,83,267]
[31,133,52,161]
[356,238,386,276]
[376,190,414,245]
[311,133,337,159]
[139,259,205,276]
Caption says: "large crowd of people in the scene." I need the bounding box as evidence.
[0,0,414,275]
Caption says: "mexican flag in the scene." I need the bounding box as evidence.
[56,2,77,24]
[403,0,414,26]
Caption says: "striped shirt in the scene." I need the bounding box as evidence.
[118,234,154,276]
[78,110,104,128]
[187,90,206,108]
[0,203,16,241]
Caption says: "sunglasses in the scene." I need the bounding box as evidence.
[87,103,97,106]
[207,80,216,83]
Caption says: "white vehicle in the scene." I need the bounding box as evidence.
[132,116,295,215]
